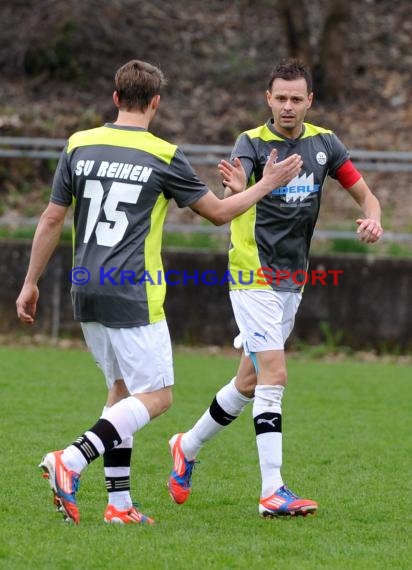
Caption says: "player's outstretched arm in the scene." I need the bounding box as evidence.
[346,178,384,243]
[191,150,302,225]
[16,202,68,324]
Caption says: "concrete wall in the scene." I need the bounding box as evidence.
[2,241,411,350]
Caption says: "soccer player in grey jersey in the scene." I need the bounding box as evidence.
[168,58,383,517]
[16,59,302,524]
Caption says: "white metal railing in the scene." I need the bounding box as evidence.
[1,136,411,242]
[1,136,412,170]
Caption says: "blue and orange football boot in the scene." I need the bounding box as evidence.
[39,450,81,524]
[104,504,155,525]
[167,433,196,504]
[259,485,318,517]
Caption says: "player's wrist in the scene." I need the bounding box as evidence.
[254,177,273,196]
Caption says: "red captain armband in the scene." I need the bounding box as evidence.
[335,160,362,189]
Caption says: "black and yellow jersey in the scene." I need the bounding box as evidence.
[229,119,349,291]
[51,123,208,327]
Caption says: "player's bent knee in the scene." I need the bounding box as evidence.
[157,390,173,415]
[235,375,257,397]
[258,367,287,386]
[134,387,173,419]
[274,368,288,386]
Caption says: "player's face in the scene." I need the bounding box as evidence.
[266,78,313,139]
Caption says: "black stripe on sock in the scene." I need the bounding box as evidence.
[254,412,282,435]
[72,435,99,463]
[105,476,130,492]
[209,396,236,426]
[89,418,122,452]
[104,447,132,468]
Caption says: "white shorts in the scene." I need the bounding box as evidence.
[81,320,174,394]
[229,289,302,354]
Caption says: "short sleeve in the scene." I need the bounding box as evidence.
[50,143,73,206]
[162,148,209,208]
[230,133,256,183]
[326,133,351,179]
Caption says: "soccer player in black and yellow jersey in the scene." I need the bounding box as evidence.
[168,59,383,517]
[16,60,302,524]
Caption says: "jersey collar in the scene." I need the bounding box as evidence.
[266,118,305,142]
[104,123,147,132]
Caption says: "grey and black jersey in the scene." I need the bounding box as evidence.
[228,119,350,291]
[51,123,208,326]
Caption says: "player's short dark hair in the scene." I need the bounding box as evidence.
[114,60,167,111]
[268,58,313,93]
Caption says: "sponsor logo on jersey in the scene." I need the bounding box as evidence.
[271,172,320,202]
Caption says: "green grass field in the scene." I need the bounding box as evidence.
[0,346,410,569]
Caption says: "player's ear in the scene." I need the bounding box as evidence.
[151,94,160,110]
[113,90,120,108]
[307,91,314,109]
[266,89,272,107]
